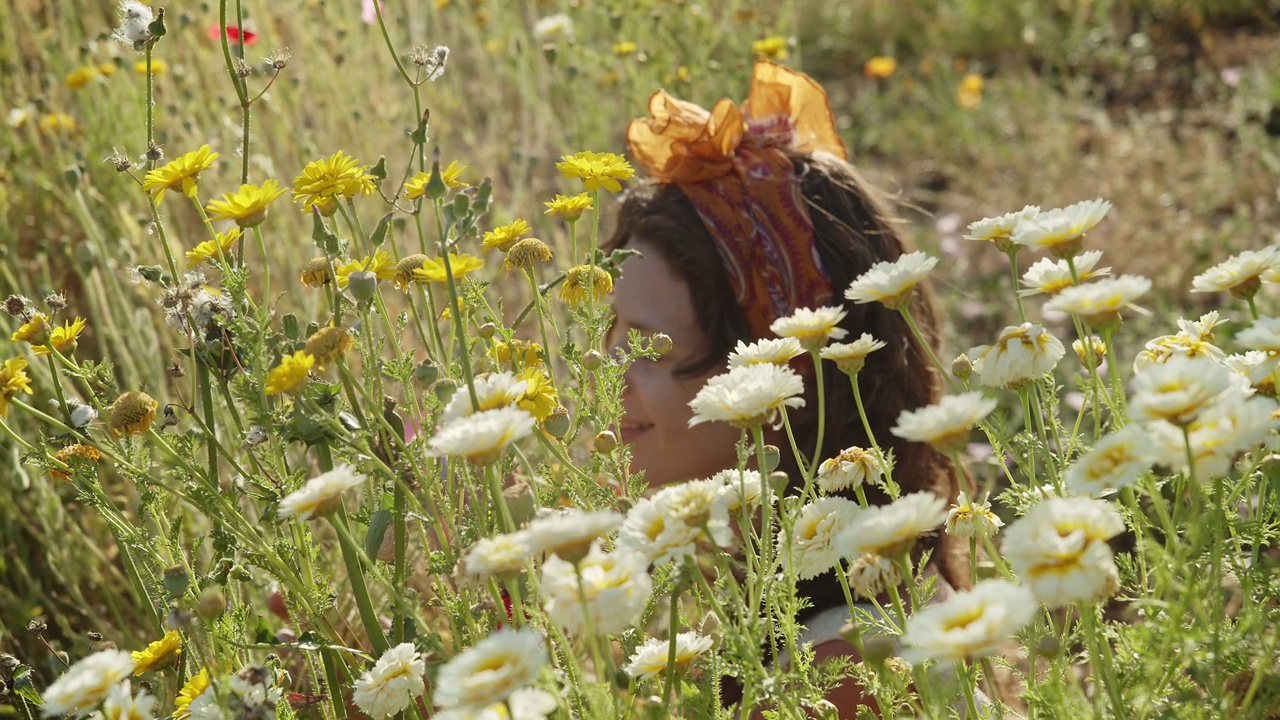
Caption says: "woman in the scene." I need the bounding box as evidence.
[606,61,968,713]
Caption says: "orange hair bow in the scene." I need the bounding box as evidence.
[626,61,847,340]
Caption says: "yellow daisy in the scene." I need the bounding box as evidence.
[12,313,49,344]
[205,180,287,228]
[490,339,543,369]
[173,669,211,719]
[413,253,485,284]
[143,145,219,204]
[334,251,396,289]
[864,56,897,79]
[613,41,638,56]
[404,160,467,199]
[517,366,558,422]
[304,326,353,370]
[0,358,34,418]
[265,351,315,396]
[65,66,99,90]
[186,228,242,268]
[32,317,87,356]
[559,265,613,305]
[131,630,182,675]
[481,219,531,252]
[544,192,593,222]
[292,150,377,212]
[752,36,788,60]
[555,151,634,193]
[135,58,168,76]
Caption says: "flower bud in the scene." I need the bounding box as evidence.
[581,350,603,371]
[768,470,789,496]
[502,480,537,527]
[593,430,618,454]
[413,361,440,386]
[432,378,458,404]
[952,353,974,381]
[347,270,378,303]
[861,636,896,666]
[197,588,225,620]
[542,406,571,438]
[478,322,497,339]
[650,333,673,356]
[1035,634,1061,658]
[761,444,780,472]
[162,565,190,597]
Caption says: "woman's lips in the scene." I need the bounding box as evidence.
[618,420,653,444]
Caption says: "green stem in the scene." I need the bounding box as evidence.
[329,506,391,656]
[899,306,958,393]
[660,587,681,714]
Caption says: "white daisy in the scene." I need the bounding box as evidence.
[688,363,805,429]
[1130,356,1233,426]
[98,681,157,720]
[835,491,948,559]
[428,406,536,465]
[1041,275,1152,327]
[433,628,547,710]
[844,251,939,310]
[945,492,1003,538]
[459,531,534,583]
[541,543,652,636]
[816,446,892,494]
[728,337,806,368]
[819,333,887,375]
[1133,316,1226,372]
[964,205,1040,245]
[278,463,365,520]
[709,468,769,516]
[352,643,427,719]
[40,649,136,717]
[901,580,1036,663]
[1071,336,1107,367]
[967,323,1065,389]
[780,497,863,580]
[617,495,702,566]
[1020,250,1111,297]
[443,372,529,422]
[433,688,557,720]
[1235,316,1280,353]
[654,479,730,545]
[1064,424,1155,496]
[890,392,997,453]
[1191,246,1279,295]
[1147,391,1280,478]
[531,13,573,44]
[846,552,901,599]
[1011,198,1112,255]
[1002,497,1125,607]
[769,306,849,350]
[1223,351,1277,394]
[623,632,715,680]
[524,509,623,562]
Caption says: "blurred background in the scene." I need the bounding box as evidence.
[2,0,1279,696]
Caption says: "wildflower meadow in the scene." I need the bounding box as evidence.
[2,1,1280,719]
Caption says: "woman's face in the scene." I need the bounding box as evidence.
[607,240,741,488]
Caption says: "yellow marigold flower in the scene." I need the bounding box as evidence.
[143,145,219,204]
[108,391,158,438]
[555,151,634,193]
[335,251,396,289]
[186,228,242,268]
[0,358,34,418]
[305,326,353,370]
[414,253,485,284]
[12,313,49,344]
[864,56,897,79]
[665,65,691,84]
[265,351,315,396]
[292,150,377,211]
[393,254,429,291]
[503,238,552,272]
[33,317,87,356]
[173,668,210,719]
[131,630,182,675]
[517,366,558,422]
[752,35,789,60]
[51,443,103,481]
[544,192,593,222]
[612,41,637,56]
[404,160,468,199]
[135,58,168,75]
[490,339,543,369]
[300,257,334,288]
[97,62,118,77]
[956,73,984,109]
[482,219,531,252]
[38,113,77,135]
[559,265,613,306]
[205,180,287,228]
[65,66,99,89]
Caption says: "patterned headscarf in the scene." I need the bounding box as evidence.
[626,61,848,340]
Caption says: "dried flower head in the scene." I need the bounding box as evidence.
[108,391,158,438]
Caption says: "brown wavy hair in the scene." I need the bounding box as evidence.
[607,151,966,611]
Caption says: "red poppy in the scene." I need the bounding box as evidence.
[207,24,259,45]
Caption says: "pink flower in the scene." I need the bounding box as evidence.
[362,0,383,24]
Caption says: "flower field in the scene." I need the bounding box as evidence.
[2,1,1280,719]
